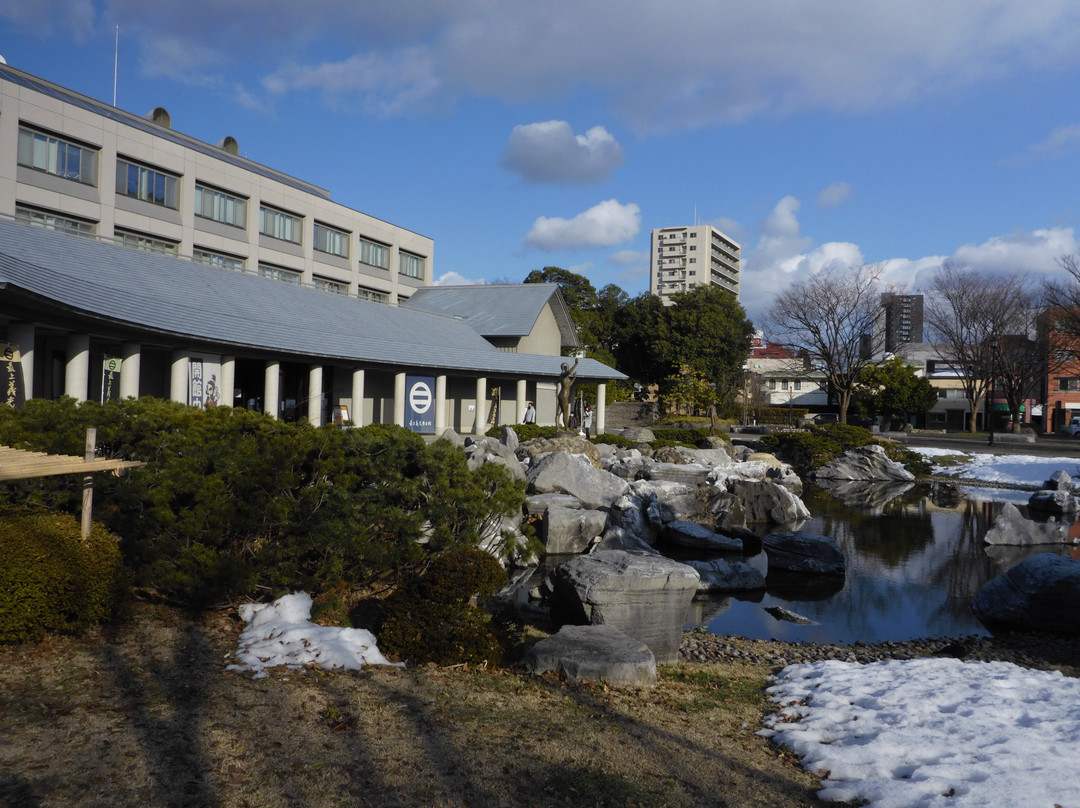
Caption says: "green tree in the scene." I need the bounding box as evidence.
[857,357,938,428]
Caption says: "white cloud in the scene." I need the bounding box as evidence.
[501,121,625,184]
[1010,124,1080,166]
[57,1,1080,130]
[434,270,485,285]
[0,0,96,40]
[816,182,854,209]
[524,199,641,250]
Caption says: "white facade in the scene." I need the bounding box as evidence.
[649,224,740,304]
[0,63,432,305]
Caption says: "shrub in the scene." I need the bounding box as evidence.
[485,423,558,442]
[651,426,728,448]
[374,548,523,666]
[592,432,635,448]
[0,505,128,643]
[760,423,930,477]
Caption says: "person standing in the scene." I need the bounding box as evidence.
[583,402,593,439]
[522,401,536,424]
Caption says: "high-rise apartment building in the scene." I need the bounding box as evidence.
[650,225,740,304]
[879,293,924,353]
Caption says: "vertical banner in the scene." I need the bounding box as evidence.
[101,355,122,403]
[189,356,222,408]
[2,342,23,408]
[405,374,435,434]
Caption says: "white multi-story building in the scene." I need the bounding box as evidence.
[649,225,740,304]
[0,61,432,305]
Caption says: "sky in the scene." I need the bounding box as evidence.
[5,1,1080,325]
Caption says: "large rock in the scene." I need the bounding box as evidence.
[630,479,702,524]
[811,444,915,482]
[646,463,712,486]
[464,436,525,479]
[548,550,699,663]
[1027,489,1080,516]
[660,520,743,552]
[983,503,1075,546]
[606,493,659,545]
[728,479,810,525]
[621,427,655,443]
[541,505,608,555]
[521,624,657,688]
[1043,470,1076,491]
[596,526,660,554]
[972,554,1080,634]
[526,452,630,510]
[763,531,846,576]
[685,558,765,592]
[525,493,583,516]
[520,435,602,468]
[813,479,914,512]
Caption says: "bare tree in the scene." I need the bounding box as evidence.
[923,262,1033,432]
[764,263,885,423]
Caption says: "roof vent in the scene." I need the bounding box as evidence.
[145,107,171,128]
[216,135,239,155]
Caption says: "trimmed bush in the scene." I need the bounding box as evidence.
[374,548,522,666]
[0,505,128,643]
[760,423,929,477]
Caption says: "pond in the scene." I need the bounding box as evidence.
[685,481,1079,645]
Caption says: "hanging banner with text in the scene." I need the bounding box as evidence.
[2,342,24,408]
[188,356,222,408]
[101,355,122,403]
[405,375,435,434]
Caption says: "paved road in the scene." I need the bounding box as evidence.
[886,431,1080,458]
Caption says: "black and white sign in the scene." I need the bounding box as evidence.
[405,375,435,434]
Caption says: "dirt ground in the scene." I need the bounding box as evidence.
[0,602,828,808]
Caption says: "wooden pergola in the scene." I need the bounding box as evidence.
[0,429,145,538]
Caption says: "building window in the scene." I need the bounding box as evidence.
[768,379,776,390]
[359,237,390,269]
[399,251,424,279]
[258,263,301,284]
[314,223,349,258]
[793,380,802,390]
[17,126,97,185]
[689,232,697,237]
[259,205,302,244]
[114,228,177,255]
[194,248,245,272]
[313,275,348,295]
[1059,378,1080,392]
[15,204,96,236]
[358,286,389,303]
[116,158,179,208]
[195,184,247,228]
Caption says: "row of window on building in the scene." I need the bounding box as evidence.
[15,124,425,287]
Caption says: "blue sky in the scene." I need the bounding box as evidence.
[4,0,1080,325]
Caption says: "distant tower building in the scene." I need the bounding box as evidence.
[879,293,924,353]
[650,225,740,304]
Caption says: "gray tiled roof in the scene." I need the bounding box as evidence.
[0,219,624,381]
[404,284,579,346]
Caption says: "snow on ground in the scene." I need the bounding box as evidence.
[762,658,1080,808]
[225,592,403,679]
[914,447,1080,488]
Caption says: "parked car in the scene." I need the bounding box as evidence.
[1068,417,1080,437]
[847,415,876,429]
[812,412,840,425]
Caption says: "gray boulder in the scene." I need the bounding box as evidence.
[548,550,699,663]
[525,493,583,516]
[500,425,520,453]
[522,624,657,688]
[646,463,712,486]
[972,553,1080,634]
[542,505,608,554]
[984,503,1074,546]
[685,558,765,592]
[660,520,743,552]
[763,532,846,576]
[606,493,659,545]
[811,444,915,482]
[1044,470,1076,491]
[621,426,656,443]
[728,479,810,525]
[520,435,603,468]
[596,526,660,554]
[630,479,702,524]
[465,436,525,479]
[526,452,630,511]
[1027,488,1080,516]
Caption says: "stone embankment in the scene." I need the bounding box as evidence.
[680,630,1080,675]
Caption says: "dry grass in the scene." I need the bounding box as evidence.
[0,603,828,808]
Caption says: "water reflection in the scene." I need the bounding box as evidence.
[694,483,1076,644]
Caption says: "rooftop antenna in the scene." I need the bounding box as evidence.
[112,25,119,106]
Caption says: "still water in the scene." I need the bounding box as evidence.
[686,481,1078,645]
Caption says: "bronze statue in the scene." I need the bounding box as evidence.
[556,357,579,429]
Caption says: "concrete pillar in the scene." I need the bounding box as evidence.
[474,376,487,436]
[435,374,447,433]
[65,333,90,403]
[308,365,323,427]
[264,361,280,419]
[169,351,188,404]
[120,342,140,400]
[350,368,365,426]
[596,383,607,436]
[9,322,34,401]
[393,372,406,426]
[219,356,235,408]
[516,379,528,425]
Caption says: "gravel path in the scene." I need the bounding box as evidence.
[680,630,1080,676]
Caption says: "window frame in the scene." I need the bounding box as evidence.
[399,251,424,279]
[259,205,303,244]
[113,227,178,255]
[193,248,246,272]
[15,204,96,236]
[314,222,350,258]
[194,183,247,229]
[258,262,302,285]
[115,157,179,209]
[359,237,390,270]
[17,125,98,185]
